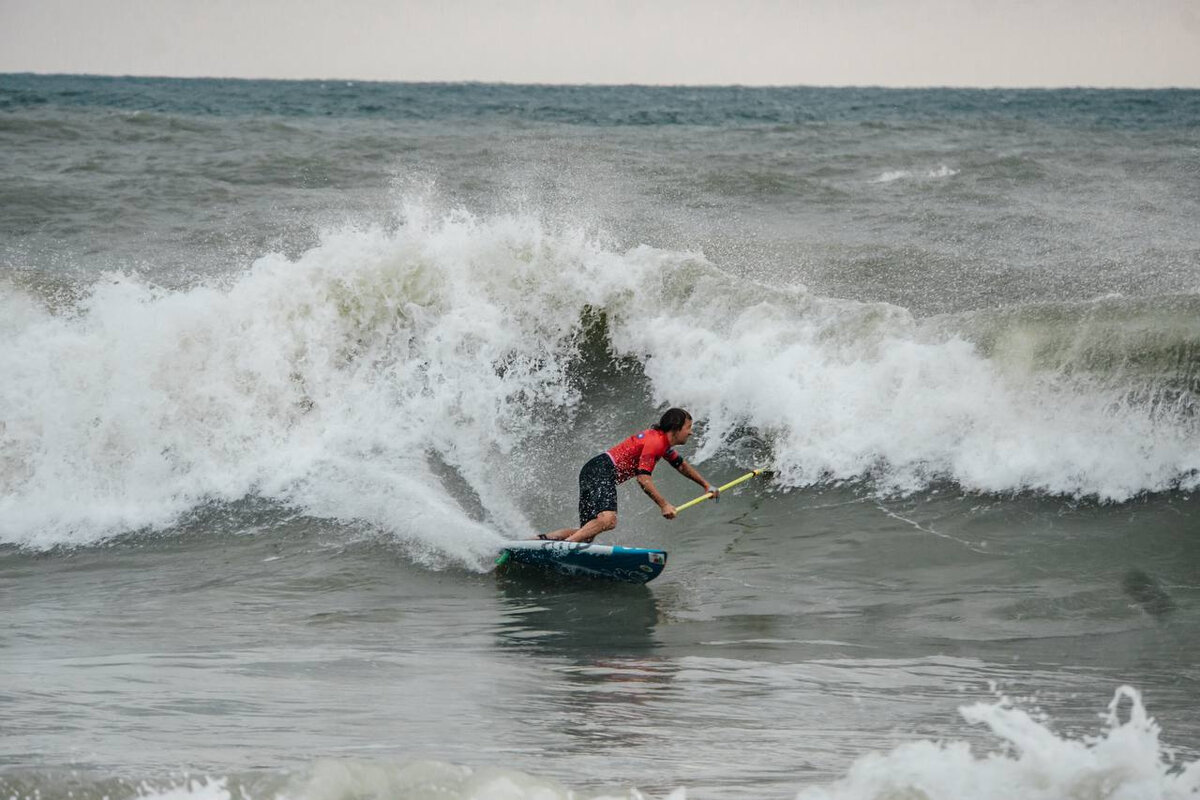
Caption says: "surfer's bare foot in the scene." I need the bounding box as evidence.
[536,529,574,541]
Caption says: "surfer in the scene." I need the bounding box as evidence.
[540,408,718,543]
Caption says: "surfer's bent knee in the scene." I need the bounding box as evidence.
[596,511,617,530]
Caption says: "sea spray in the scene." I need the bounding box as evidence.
[3,201,1199,553]
[796,686,1199,800]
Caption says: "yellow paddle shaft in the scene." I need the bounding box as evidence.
[675,468,766,513]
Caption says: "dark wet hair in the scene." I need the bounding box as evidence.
[653,408,692,433]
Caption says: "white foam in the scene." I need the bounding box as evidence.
[120,689,1197,800]
[2,199,1197,552]
[286,759,686,800]
[619,264,1199,500]
[872,170,912,183]
[872,165,958,183]
[796,686,1199,800]
[134,777,238,800]
[127,762,687,800]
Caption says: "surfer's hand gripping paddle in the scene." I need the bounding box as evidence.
[675,468,768,514]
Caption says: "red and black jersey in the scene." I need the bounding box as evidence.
[606,428,683,483]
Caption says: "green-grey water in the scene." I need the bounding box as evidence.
[2,75,1199,799]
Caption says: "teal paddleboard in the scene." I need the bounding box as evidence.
[496,541,667,584]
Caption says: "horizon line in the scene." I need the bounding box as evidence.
[4,70,1198,92]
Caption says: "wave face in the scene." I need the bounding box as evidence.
[2,199,1198,551]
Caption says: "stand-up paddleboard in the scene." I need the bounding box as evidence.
[495,469,766,584]
[496,541,667,584]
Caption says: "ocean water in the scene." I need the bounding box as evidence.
[1,74,1199,799]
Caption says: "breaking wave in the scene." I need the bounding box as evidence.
[2,198,1198,552]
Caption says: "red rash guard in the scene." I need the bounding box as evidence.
[606,429,684,483]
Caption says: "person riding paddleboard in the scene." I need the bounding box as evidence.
[540,408,717,543]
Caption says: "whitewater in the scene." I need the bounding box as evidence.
[4,203,1198,550]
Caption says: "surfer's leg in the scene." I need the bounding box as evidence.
[539,454,617,541]
[559,454,617,541]
[566,511,616,543]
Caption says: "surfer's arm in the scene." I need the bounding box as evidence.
[636,474,677,519]
[675,460,718,500]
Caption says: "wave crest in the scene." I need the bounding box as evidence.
[2,201,1199,550]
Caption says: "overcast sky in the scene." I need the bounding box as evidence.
[2,0,1197,88]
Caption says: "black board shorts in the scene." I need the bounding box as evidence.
[578,453,619,526]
